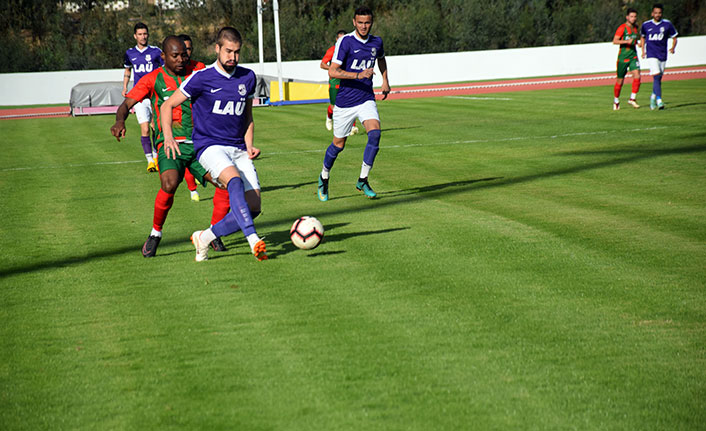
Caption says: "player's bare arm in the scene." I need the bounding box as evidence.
[122,68,131,97]
[640,36,647,58]
[243,99,260,160]
[670,36,677,54]
[160,90,189,159]
[329,62,372,81]
[377,57,390,100]
[320,60,330,70]
[110,97,140,141]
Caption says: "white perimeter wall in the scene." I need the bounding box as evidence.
[1,36,704,106]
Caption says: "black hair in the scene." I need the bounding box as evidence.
[354,6,373,18]
[336,29,347,36]
[216,27,242,45]
[178,34,192,43]
[652,3,664,11]
[626,8,637,15]
[134,22,148,34]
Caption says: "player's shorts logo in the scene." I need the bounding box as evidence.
[238,84,247,96]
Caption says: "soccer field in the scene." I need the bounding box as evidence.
[1,80,705,430]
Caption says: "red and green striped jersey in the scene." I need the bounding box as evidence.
[614,23,639,61]
[126,63,205,148]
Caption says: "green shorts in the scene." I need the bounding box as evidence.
[329,78,341,105]
[617,57,640,79]
[157,142,208,186]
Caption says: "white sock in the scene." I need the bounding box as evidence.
[651,93,656,99]
[191,190,199,197]
[657,98,663,103]
[630,93,637,99]
[150,228,162,237]
[200,229,217,245]
[145,154,154,163]
[321,167,330,180]
[246,233,261,251]
[360,162,372,179]
[613,97,620,104]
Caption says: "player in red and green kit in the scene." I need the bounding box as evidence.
[110,36,230,257]
[612,8,642,110]
[320,30,358,135]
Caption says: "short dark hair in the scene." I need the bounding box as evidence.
[134,22,148,34]
[178,34,192,43]
[652,3,663,11]
[162,35,184,52]
[626,8,637,15]
[336,30,347,36]
[354,6,373,19]
[216,27,242,46]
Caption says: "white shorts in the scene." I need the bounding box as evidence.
[133,98,152,124]
[646,58,666,75]
[332,100,380,138]
[198,145,260,192]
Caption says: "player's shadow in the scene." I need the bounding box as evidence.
[265,224,409,259]
[262,180,317,193]
[378,177,503,198]
[380,126,422,133]
[666,102,706,109]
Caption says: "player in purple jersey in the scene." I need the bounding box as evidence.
[317,6,391,201]
[640,3,678,110]
[160,27,267,262]
[122,22,164,171]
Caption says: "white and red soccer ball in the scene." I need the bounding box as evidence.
[290,216,324,250]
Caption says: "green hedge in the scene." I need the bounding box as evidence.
[1,0,703,73]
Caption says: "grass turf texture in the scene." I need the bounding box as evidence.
[1,80,705,430]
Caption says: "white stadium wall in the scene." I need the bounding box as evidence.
[1,36,705,106]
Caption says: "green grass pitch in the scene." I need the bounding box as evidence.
[1,80,705,430]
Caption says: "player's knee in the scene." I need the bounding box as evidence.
[160,174,180,193]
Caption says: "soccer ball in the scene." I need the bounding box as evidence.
[290,216,324,250]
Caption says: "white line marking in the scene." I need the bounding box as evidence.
[0,126,672,172]
[445,96,513,101]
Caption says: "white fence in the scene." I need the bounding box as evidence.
[1,36,704,106]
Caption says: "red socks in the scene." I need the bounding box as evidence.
[153,189,174,231]
[613,82,622,98]
[184,168,197,192]
[211,187,230,225]
[631,78,641,95]
[327,105,333,118]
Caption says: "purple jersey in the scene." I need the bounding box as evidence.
[124,45,163,85]
[640,19,678,61]
[331,32,385,108]
[179,64,256,157]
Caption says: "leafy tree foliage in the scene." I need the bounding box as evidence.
[1,0,703,72]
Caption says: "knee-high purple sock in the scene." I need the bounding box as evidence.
[363,130,381,166]
[323,143,344,170]
[653,74,662,99]
[140,136,152,155]
[212,177,256,238]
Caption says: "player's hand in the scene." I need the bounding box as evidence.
[641,52,646,59]
[669,47,675,54]
[121,89,127,97]
[359,68,375,79]
[248,146,261,160]
[110,122,126,141]
[381,82,391,100]
[164,137,181,159]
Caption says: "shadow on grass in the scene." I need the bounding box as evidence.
[262,180,317,193]
[2,143,704,278]
[265,226,410,259]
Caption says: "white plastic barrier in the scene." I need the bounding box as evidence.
[1,36,704,106]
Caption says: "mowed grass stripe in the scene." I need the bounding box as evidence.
[1,80,705,430]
